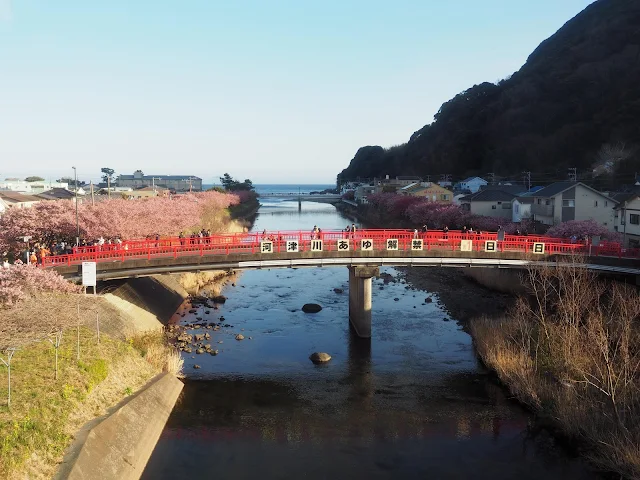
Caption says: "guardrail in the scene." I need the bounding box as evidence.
[39,229,635,269]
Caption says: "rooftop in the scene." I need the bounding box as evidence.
[0,191,42,203]
[460,189,517,202]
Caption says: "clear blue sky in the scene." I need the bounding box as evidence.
[0,0,595,184]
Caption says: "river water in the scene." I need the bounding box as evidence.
[143,199,597,479]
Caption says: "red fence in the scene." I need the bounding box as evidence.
[40,229,637,269]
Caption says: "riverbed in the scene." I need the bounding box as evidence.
[142,199,597,479]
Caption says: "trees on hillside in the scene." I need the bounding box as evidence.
[24,177,44,182]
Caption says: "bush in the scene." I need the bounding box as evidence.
[546,219,622,242]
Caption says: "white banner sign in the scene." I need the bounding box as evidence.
[411,239,423,251]
[82,262,97,287]
[360,239,374,251]
[460,240,473,252]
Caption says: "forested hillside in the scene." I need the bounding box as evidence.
[338,0,640,189]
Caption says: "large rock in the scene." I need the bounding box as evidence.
[212,295,227,304]
[235,334,245,341]
[333,288,343,294]
[309,352,332,364]
[302,303,322,313]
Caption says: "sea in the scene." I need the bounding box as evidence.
[202,184,336,195]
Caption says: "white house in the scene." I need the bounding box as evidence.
[0,191,41,209]
[0,197,8,216]
[530,182,617,228]
[456,177,488,193]
[0,180,69,194]
[511,197,534,223]
[614,193,640,247]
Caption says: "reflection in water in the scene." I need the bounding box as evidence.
[143,200,597,479]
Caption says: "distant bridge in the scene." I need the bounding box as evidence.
[44,229,640,338]
[258,193,342,202]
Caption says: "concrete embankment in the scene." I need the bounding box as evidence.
[59,373,183,480]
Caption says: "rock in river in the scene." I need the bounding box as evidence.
[309,352,331,364]
[235,334,245,341]
[333,288,343,294]
[425,297,433,303]
[302,303,322,313]
[212,295,227,304]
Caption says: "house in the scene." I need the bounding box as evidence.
[409,183,453,203]
[398,183,424,195]
[613,193,640,247]
[0,180,69,194]
[34,188,77,201]
[0,197,8,215]
[117,170,203,192]
[459,190,516,219]
[530,182,617,227]
[354,184,376,204]
[0,191,41,209]
[512,197,534,223]
[126,186,170,200]
[455,176,488,194]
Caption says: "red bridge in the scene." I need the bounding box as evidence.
[44,229,640,338]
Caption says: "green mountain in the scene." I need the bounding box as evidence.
[338,0,640,189]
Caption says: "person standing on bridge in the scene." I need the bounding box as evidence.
[351,223,357,239]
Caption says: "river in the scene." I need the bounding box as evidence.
[142,198,598,479]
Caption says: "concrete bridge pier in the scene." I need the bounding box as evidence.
[348,266,380,338]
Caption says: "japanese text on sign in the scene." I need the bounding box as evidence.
[337,239,350,251]
[411,239,423,250]
[533,243,545,254]
[82,262,97,287]
[386,239,398,251]
[286,240,298,253]
[360,239,373,251]
[260,241,273,253]
[311,240,323,252]
[460,240,473,252]
[484,241,496,252]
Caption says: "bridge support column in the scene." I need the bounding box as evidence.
[348,266,379,338]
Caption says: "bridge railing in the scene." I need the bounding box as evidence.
[40,229,613,269]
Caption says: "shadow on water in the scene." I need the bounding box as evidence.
[142,200,600,479]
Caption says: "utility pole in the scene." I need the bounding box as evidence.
[72,167,79,246]
[425,175,431,183]
[568,167,577,182]
[90,180,95,206]
[522,171,531,191]
[487,173,495,185]
[439,174,451,185]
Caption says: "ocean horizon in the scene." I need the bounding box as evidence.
[202,184,336,195]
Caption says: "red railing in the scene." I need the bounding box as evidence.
[41,229,630,269]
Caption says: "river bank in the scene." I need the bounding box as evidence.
[338,200,640,478]
[0,204,254,479]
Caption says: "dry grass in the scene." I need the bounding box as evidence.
[0,295,181,479]
[471,258,640,478]
[178,270,239,296]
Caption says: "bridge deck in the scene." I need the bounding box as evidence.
[41,229,640,281]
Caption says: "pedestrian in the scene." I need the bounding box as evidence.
[179,231,185,246]
[29,251,38,265]
[2,257,10,269]
[351,223,357,239]
[413,228,419,239]
[421,224,427,233]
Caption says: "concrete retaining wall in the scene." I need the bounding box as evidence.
[463,267,527,295]
[62,373,183,480]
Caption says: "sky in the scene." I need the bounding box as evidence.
[0,0,596,184]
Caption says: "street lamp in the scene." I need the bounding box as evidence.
[72,167,79,246]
